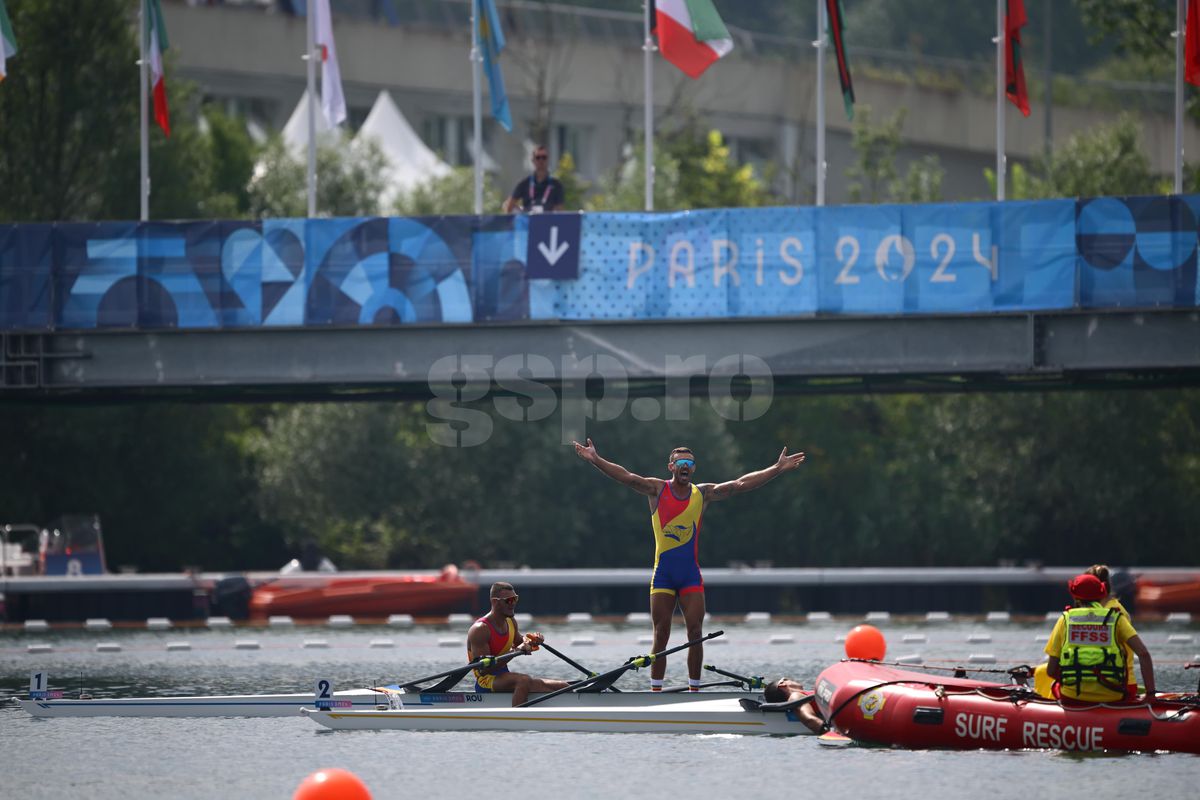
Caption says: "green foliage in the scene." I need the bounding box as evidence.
[393,166,504,216]
[845,106,944,204]
[203,105,258,217]
[0,0,260,222]
[553,152,590,212]
[847,106,901,203]
[587,127,775,211]
[248,135,389,218]
[0,404,285,571]
[0,0,139,221]
[986,115,1157,199]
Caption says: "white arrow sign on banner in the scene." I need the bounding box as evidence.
[537,226,571,266]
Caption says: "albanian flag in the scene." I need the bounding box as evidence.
[1005,0,1030,116]
[825,0,854,120]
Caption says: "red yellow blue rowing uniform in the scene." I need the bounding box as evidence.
[650,482,704,596]
[470,616,515,691]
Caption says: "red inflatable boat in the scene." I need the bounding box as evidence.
[249,567,478,619]
[813,661,1200,754]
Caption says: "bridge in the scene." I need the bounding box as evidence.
[3,195,1199,401]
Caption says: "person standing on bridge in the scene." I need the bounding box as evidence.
[571,440,805,691]
[502,144,564,214]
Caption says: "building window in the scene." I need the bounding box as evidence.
[422,115,494,167]
[552,123,594,178]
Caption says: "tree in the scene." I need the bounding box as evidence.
[0,0,259,223]
[844,103,947,204]
[986,114,1157,199]
[393,167,504,217]
[586,125,775,211]
[247,135,389,218]
[0,0,140,221]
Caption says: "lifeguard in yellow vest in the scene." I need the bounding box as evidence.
[572,440,806,691]
[1045,573,1156,703]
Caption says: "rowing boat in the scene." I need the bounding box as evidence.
[16,687,759,718]
[303,696,817,735]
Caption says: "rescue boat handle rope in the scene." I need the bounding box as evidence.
[844,657,1036,677]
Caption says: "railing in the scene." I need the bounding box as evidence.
[2,195,1198,332]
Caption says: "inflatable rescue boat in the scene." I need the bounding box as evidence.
[813,660,1200,754]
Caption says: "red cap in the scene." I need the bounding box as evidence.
[1068,574,1107,602]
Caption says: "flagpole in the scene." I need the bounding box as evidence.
[306,3,317,218]
[643,1,655,211]
[814,0,826,207]
[471,1,483,215]
[1175,0,1185,194]
[139,0,149,221]
[994,0,1005,201]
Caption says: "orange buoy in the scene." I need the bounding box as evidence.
[293,768,372,800]
[844,624,886,660]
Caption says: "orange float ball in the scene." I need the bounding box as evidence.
[293,768,372,800]
[844,624,886,661]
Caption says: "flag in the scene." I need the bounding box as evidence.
[477,0,512,132]
[314,0,346,126]
[651,0,733,79]
[825,0,854,120]
[1005,0,1030,117]
[1187,0,1200,87]
[0,0,16,83]
[146,0,170,135]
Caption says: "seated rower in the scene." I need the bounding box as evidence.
[762,678,826,733]
[1044,573,1155,703]
[467,582,571,706]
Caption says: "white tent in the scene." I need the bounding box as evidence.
[355,91,452,206]
[281,89,334,159]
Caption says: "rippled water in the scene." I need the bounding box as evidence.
[2,619,1197,799]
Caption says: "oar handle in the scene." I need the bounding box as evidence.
[703,664,766,690]
[517,630,724,708]
[395,648,525,690]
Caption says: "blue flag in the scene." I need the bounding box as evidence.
[477,0,512,132]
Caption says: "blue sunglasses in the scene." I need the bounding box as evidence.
[674,459,695,468]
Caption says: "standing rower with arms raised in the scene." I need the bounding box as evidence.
[572,440,805,691]
[467,582,571,706]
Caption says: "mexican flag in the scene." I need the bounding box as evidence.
[146,0,170,135]
[0,0,18,83]
[652,0,733,79]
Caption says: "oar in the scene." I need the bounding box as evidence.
[540,642,621,693]
[392,649,527,691]
[518,630,724,707]
[703,664,767,690]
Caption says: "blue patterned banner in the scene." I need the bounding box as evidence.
[1,195,1197,331]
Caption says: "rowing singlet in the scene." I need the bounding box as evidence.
[470,616,515,691]
[650,483,704,596]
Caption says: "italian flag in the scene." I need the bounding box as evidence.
[0,0,17,83]
[653,0,733,79]
[146,0,170,135]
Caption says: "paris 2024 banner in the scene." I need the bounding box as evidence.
[1,195,1197,331]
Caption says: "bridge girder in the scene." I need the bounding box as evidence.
[2,309,1199,402]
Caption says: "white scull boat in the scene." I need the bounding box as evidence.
[16,687,760,718]
[302,697,816,735]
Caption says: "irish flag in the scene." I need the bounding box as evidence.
[652,0,733,79]
[146,0,170,135]
[0,0,17,83]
